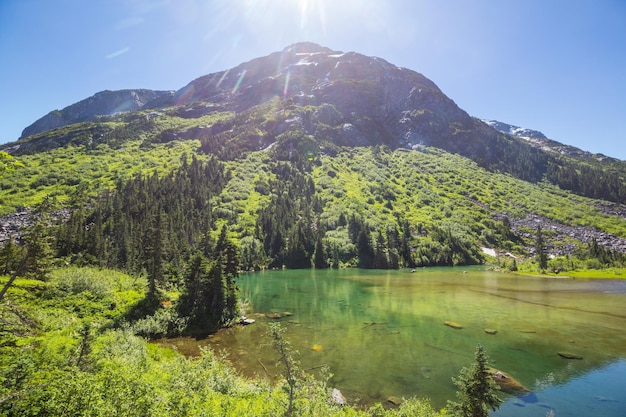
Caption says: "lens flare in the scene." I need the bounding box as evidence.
[216,69,231,89]
[232,69,247,94]
[283,69,291,97]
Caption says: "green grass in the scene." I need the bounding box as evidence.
[0,139,201,215]
[522,268,626,279]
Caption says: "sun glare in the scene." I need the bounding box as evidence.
[234,0,329,37]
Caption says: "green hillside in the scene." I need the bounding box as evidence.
[2,135,625,274]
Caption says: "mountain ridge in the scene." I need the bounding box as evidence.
[20,89,173,139]
[5,42,626,205]
[482,119,614,161]
[11,43,605,159]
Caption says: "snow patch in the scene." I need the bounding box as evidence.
[294,60,315,66]
[295,52,325,57]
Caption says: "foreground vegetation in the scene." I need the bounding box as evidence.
[0,267,452,416]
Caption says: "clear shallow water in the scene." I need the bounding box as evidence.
[160,267,626,414]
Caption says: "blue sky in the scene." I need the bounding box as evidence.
[1,0,625,159]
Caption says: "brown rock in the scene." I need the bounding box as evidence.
[488,368,530,395]
[387,396,402,406]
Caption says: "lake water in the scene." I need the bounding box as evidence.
[161,267,626,415]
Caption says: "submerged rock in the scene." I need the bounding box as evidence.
[444,321,463,329]
[488,368,531,395]
[484,328,498,335]
[558,351,583,360]
[387,396,402,406]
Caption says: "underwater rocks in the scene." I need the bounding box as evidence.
[489,368,530,395]
[558,351,583,360]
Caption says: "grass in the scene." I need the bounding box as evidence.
[0,139,201,215]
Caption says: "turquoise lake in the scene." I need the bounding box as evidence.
[161,267,626,415]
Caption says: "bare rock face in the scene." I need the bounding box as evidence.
[21,89,172,138]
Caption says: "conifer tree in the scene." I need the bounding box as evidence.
[447,344,502,417]
[21,207,55,281]
[215,225,239,319]
[373,230,389,269]
[0,237,24,275]
[144,208,164,299]
[400,220,414,268]
[357,229,374,269]
[313,235,327,269]
[535,226,548,271]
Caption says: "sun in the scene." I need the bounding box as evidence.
[294,0,327,31]
[234,0,328,34]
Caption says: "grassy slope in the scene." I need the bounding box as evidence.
[0,140,201,215]
[221,146,626,252]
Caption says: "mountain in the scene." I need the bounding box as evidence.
[481,120,548,140]
[2,42,626,273]
[9,43,626,203]
[20,89,172,139]
[482,119,614,161]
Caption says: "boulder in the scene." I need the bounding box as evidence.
[488,368,530,395]
[444,321,463,329]
[387,396,402,406]
[240,317,255,325]
[484,328,498,335]
[330,388,347,406]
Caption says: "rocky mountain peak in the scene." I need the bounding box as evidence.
[21,89,173,138]
[481,120,547,139]
[482,119,614,161]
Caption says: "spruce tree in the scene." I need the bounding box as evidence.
[215,225,239,321]
[448,344,502,417]
[535,226,548,271]
[357,229,374,269]
[21,216,54,281]
[313,235,327,269]
[145,208,164,299]
[0,236,24,275]
[373,230,389,269]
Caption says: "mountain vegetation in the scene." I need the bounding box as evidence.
[1,42,625,415]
